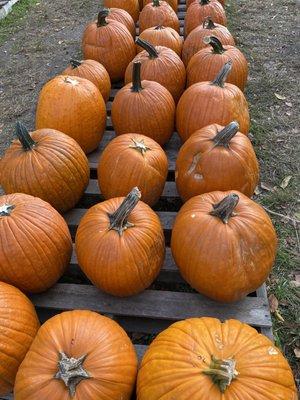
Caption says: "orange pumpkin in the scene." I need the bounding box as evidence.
[98,134,168,206]
[76,188,165,296]
[139,0,180,34]
[106,7,136,38]
[137,317,297,399]
[104,0,139,21]
[0,282,39,397]
[36,75,106,154]
[112,61,175,145]
[137,25,183,56]
[14,310,138,400]
[143,0,178,11]
[125,39,186,102]
[176,61,250,142]
[187,0,225,6]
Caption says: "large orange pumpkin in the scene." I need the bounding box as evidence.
[112,61,175,145]
[139,0,180,34]
[137,25,183,56]
[175,122,259,201]
[98,133,168,206]
[176,61,250,142]
[0,123,90,213]
[76,188,165,296]
[106,7,136,38]
[36,75,106,154]
[0,282,39,397]
[137,317,298,399]
[125,39,186,102]
[104,0,139,21]
[171,191,278,302]
[143,0,178,11]
[14,310,138,400]
[0,193,72,293]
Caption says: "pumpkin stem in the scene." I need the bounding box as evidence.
[108,187,141,236]
[70,59,82,69]
[54,352,90,397]
[203,17,216,29]
[129,138,151,155]
[0,204,15,217]
[213,121,239,147]
[210,193,239,224]
[154,25,164,30]
[131,62,143,92]
[16,122,36,151]
[97,8,109,27]
[200,0,210,5]
[203,36,225,54]
[136,38,158,59]
[212,60,232,87]
[203,355,239,393]
[152,0,160,6]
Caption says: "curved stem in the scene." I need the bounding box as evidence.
[131,62,143,92]
[203,17,216,29]
[213,122,239,147]
[16,122,36,150]
[97,8,109,27]
[203,36,225,54]
[203,356,239,393]
[212,60,232,87]
[136,38,158,59]
[70,59,82,69]
[129,138,151,155]
[152,0,160,6]
[209,193,239,224]
[0,204,15,217]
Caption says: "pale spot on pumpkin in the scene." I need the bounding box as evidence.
[268,347,278,355]
[191,214,196,218]
[188,153,201,174]
[215,334,224,349]
[64,77,79,86]
[194,173,203,180]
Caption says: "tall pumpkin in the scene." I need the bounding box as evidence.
[36,75,106,154]
[176,61,250,142]
[0,282,39,397]
[137,317,298,400]
[104,0,139,21]
[0,193,72,293]
[14,310,138,400]
[143,0,178,11]
[112,61,175,145]
[76,188,165,296]
[139,0,180,34]
[137,25,183,56]
[106,7,136,38]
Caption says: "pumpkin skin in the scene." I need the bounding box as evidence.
[112,62,175,145]
[171,191,278,302]
[143,0,178,11]
[104,0,139,22]
[137,317,298,400]
[175,122,259,201]
[0,123,90,213]
[0,282,39,396]
[137,25,183,56]
[106,7,136,38]
[98,134,168,206]
[0,193,72,293]
[176,61,250,142]
[75,188,165,296]
[36,75,106,154]
[14,310,138,400]
[139,0,180,34]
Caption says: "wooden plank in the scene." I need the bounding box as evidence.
[256,284,274,340]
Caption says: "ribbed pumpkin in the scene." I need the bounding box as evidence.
[14,310,138,400]
[104,0,139,21]
[125,39,186,102]
[185,0,227,38]
[137,317,297,400]
[106,7,136,38]
[36,75,106,154]
[187,0,225,6]
[139,0,180,34]
[112,62,175,145]
[187,36,248,91]
[175,122,259,201]
[137,25,183,56]
[98,134,168,206]
[0,123,90,213]
[76,188,165,296]
[0,193,72,293]
[176,61,250,142]
[171,191,278,302]
[0,282,39,397]
[143,0,178,11]
[82,9,136,82]
[182,17,235,66]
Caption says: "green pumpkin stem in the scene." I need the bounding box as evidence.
[213,122,239,147]
[203,17,216,29]
[70,59,82,69]
[212,60,232,87]
[0,204,15,217]
[203,36,225,54]
[97,8,109,27]
[16,122,36,151]
[152,0,160,6]
[131,62,143,92]
[203,355,239,393]
[210,193,239,224]
[136,38,158,59]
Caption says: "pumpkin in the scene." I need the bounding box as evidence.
[112,61,175,145]
[0,193,72,293]
[98,133,168,206]
[106,7,136,38]
[82,9,136,82]
[143,0,178,11]
[75,188,165,296]
[187,36,248,91]
[175,122,259,201]
[185,0,227,38]
[182,17,235,66]
[137,25,183,56]
[36,75,106,154]
[62,59,111,102]
[139,0,180,34]
[187,0,225,7]
[0,123,90,213]
[104,0,139,21]
[14,310,138,400]
[137,317,298,399]
[0,282,39,396]
[176,61,250,142]
[125,39,186,102]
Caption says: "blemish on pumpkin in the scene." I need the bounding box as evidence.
[188,153,201,174]
[191,214,196,218]
[268,347,278,355]
[65,77,79,86]
[194,173,203,180]
[215,334,224,349]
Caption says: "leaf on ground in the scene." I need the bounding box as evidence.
[280,175,292,189]
[268,294,279,313]
[254,186,262,195]
[294,348,300,359]
[274,93,286,100]
[285,102,292,107]
[261,182,275,192]
[274,309,285,322]
[290,280,300,288]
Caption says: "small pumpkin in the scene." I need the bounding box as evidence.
[176,61,250,142]
[14,310,138,400]
[0,282,39,397]
[143,0,178,11]
[137,25,183,56]
[76,188,165,296]
[182,17,235,66]
[104,0,139,21]
[98,133,168,206]
[139,0,180,34]
[0,123,90,213]
[0,193,72,293]
[137,318,297,399]
[112,61,175,145]
[82,9,136,82]
[125,38,186,102]
[106,7,136,38]
[175,122,259,201]
[36,75,106,154]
